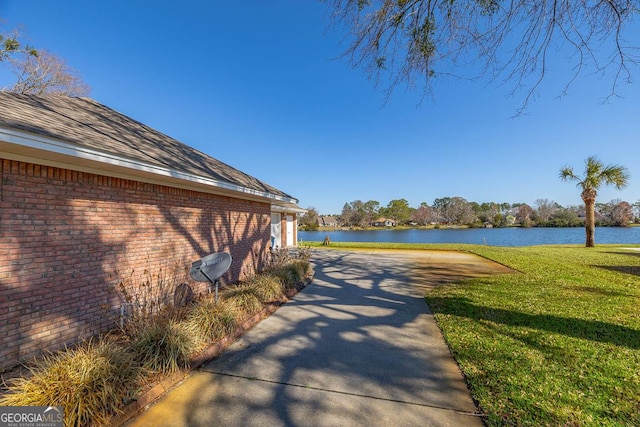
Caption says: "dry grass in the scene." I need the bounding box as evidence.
[249,274,285,302]
[0,336,140,426]
[129,318,197,374]
[268,261,311,289]
[222,284,263,317]
[185,298,240,347]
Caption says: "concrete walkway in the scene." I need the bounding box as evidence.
[126,249,512,427]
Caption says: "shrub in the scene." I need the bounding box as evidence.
[130,319,197,373]
[0,336,140,427]
[249,274,285,302]
[290,260,312,281]
[222,284,263,317]
[263,246,312,289]
[266,246,311,270]
[184,298,239,346]
[270,260,312,289]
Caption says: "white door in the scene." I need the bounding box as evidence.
[271,213,282,249]
[286,215,294,247]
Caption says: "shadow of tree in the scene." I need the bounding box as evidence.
[426,296,640,350]
[591,265,640,277]
[189,251,476,425]
[127,250,520,426]
[603,250,640,258]
[0,159,273,373]
[590,250,640,278]
[13,96,287,196]
[158,197,271,285]
[569,285,638,298]
[0,167,126,371]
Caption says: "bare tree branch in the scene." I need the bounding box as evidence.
[3,49,90,96]
[323,0,639,113]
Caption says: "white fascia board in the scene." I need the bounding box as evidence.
[0,127,298,205]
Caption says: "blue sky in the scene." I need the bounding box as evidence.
[1,1,638,214]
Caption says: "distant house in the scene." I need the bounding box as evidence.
[372,218,397,227]
[318,215,339,227]
[0,93,303,370]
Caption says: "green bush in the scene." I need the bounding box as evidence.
[263,246,312,289]
[130,319,197,373]
[0,336,140,427]
[290,260,312,281]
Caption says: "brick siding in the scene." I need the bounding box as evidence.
[0,159,271,370]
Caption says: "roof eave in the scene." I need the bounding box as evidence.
[0,126,298,206]
[272,204,307,214]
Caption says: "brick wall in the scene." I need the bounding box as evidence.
[0,159,271,370]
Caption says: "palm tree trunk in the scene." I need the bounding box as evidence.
[582,191,597,247]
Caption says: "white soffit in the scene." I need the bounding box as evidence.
[272,204,307,214]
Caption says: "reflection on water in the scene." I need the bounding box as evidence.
[299,227,640,247]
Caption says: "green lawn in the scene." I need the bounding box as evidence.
[308,242,640,426]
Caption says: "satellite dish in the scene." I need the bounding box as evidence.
[190,252,232,282]
[190,252,232,301]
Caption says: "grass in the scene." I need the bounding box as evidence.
[428,245,640,426]
[309,241,640,426]
[249,274,286,302]
[130,317,198,373]
[185,298,239,347]
[15,240,637,425]
[221,284,264,316]
[301,240,477,251]
[267,260,313,289]
[0,336,141,426]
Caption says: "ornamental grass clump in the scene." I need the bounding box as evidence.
[270,260,312,289]
[289,260,312,282]
[0,336,140,427]
[184,298,239,347]
[222,284,263,317]
[249,274,285,302]
[262,245,313,290]
[130,318,197,374]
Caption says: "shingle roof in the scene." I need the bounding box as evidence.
[0,93,294,200]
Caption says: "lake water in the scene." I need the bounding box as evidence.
[299,227,640,247]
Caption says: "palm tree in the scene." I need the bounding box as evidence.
[559,156,629,247]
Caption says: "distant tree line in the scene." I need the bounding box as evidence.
[299,197,638,230]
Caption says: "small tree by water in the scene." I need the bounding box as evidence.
[559,156,629,247]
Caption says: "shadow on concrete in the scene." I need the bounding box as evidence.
[127,249,513,426]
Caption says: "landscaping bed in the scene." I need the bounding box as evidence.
[0,252,313,427]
